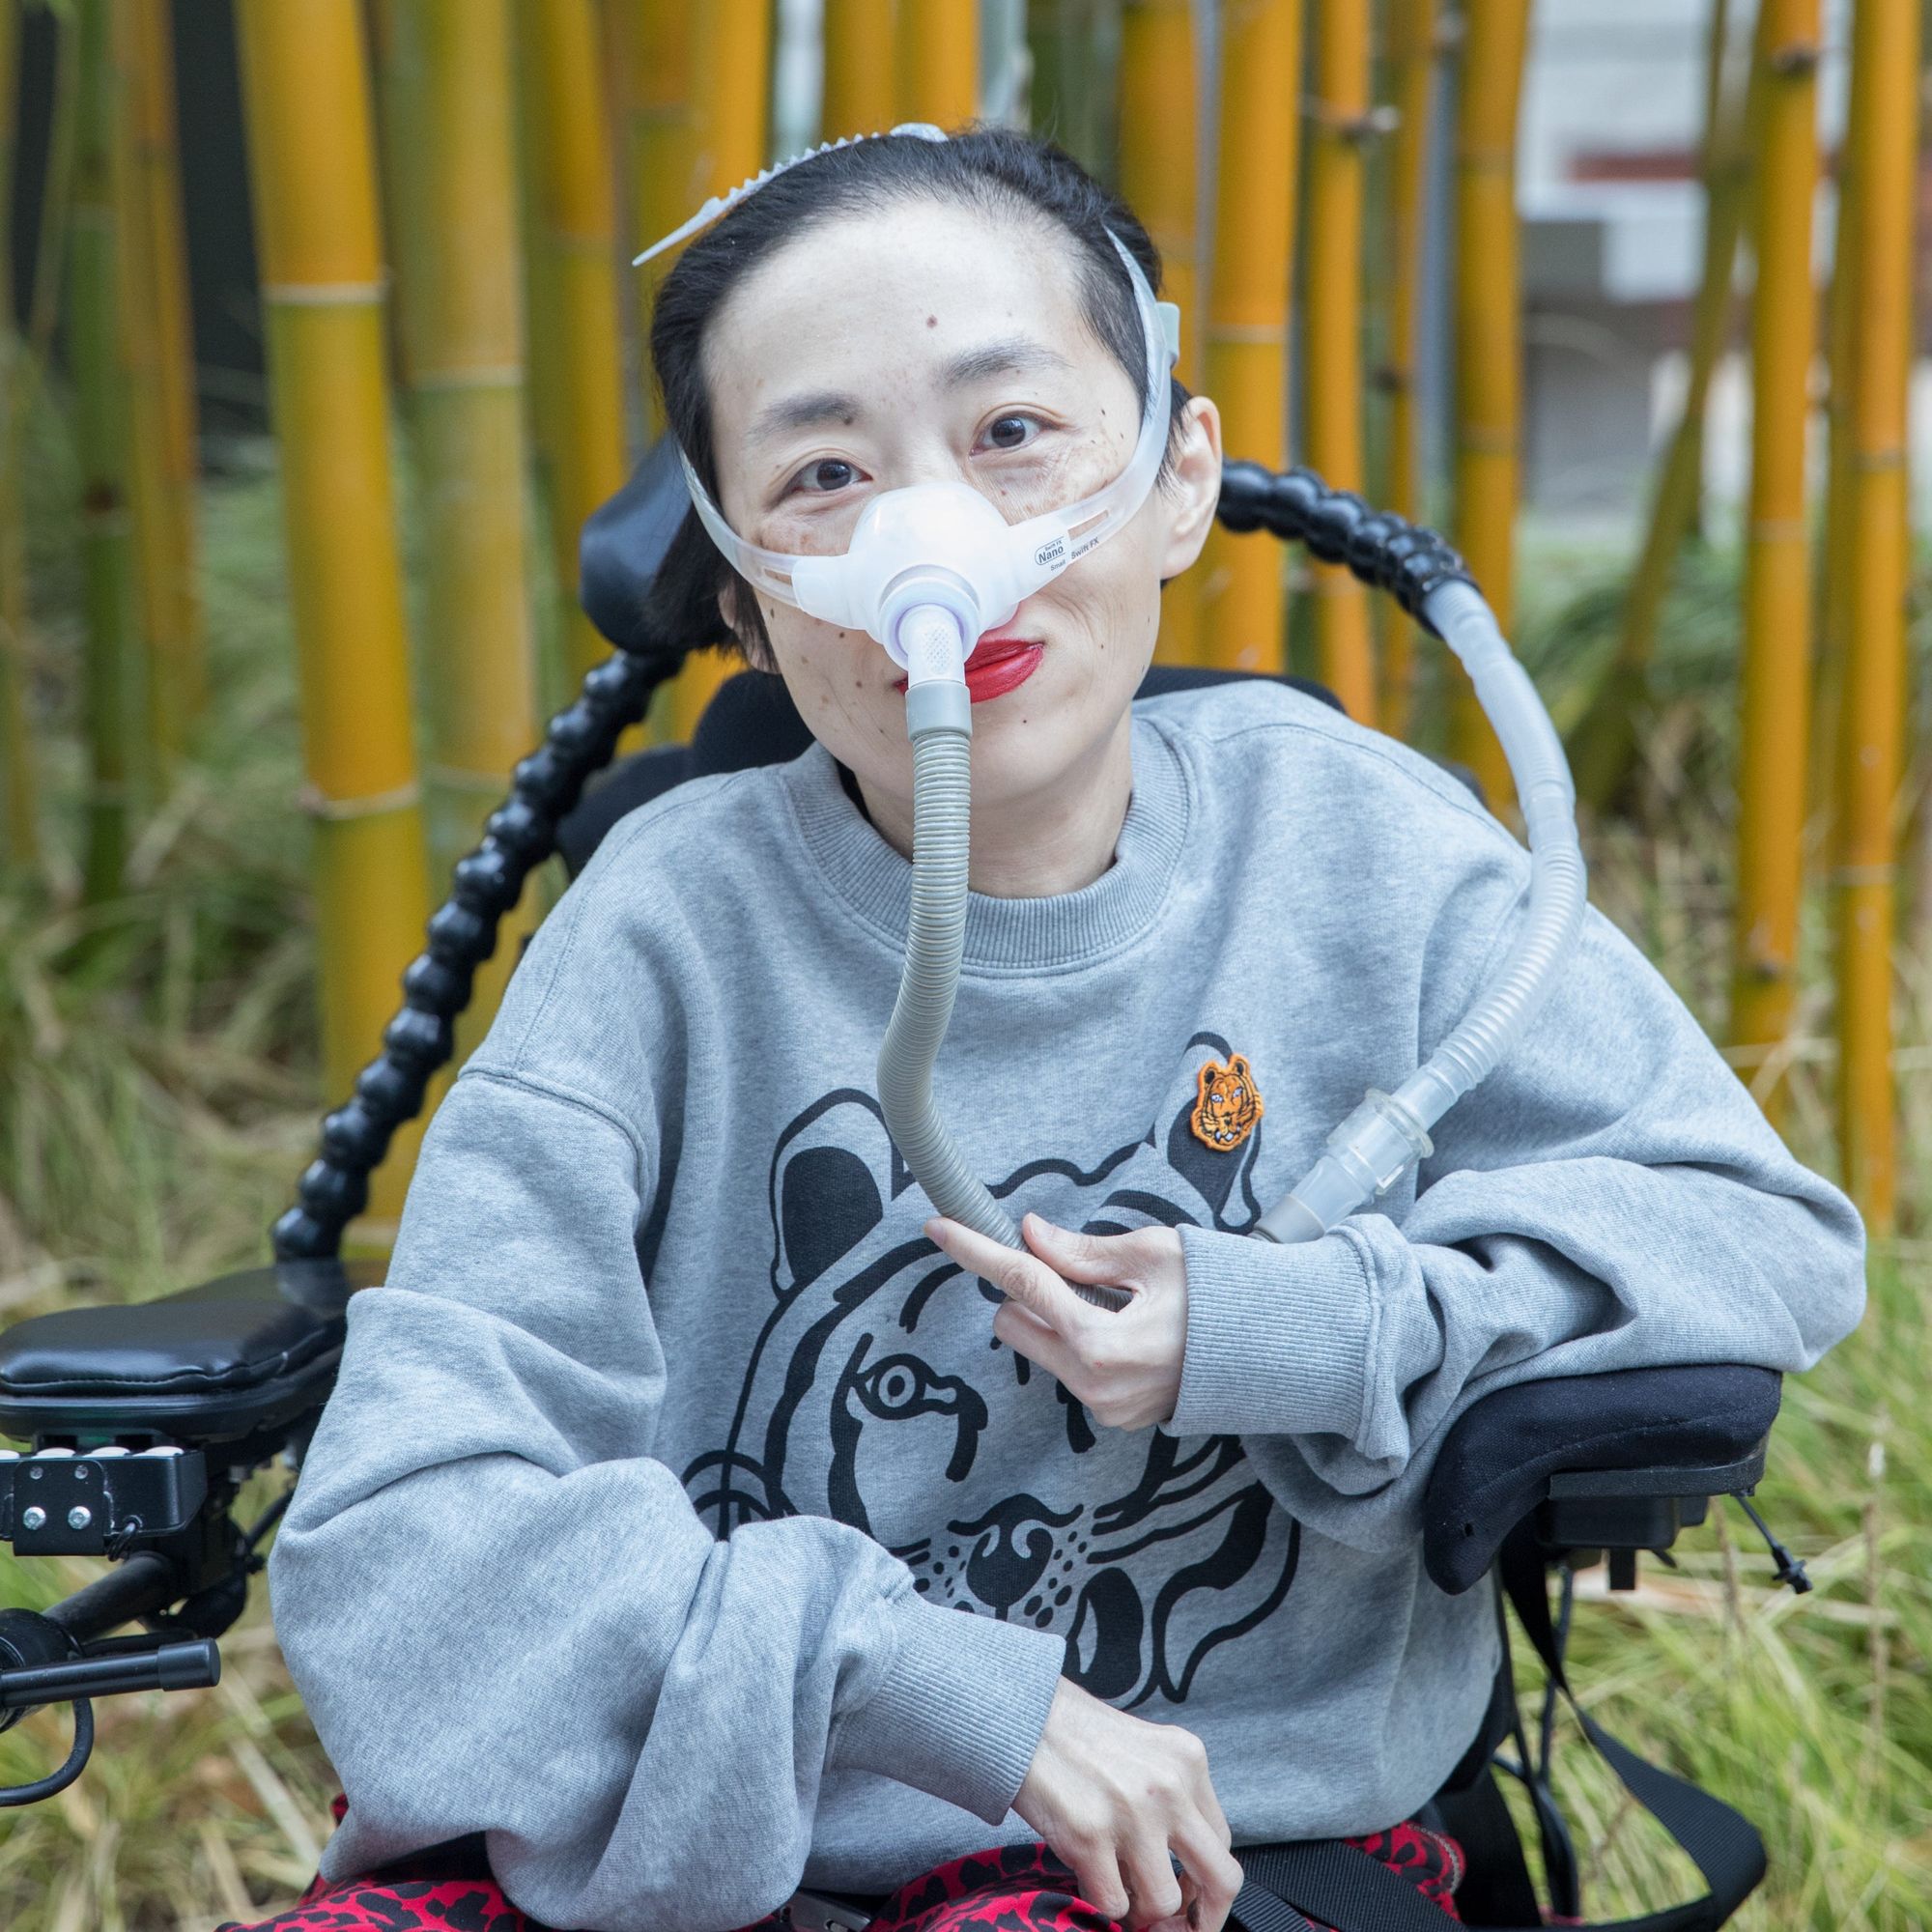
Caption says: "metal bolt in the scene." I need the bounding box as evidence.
[66,1506,92,1531]
[19,1506,44,1531]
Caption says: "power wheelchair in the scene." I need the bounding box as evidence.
[0,448,1814,1932]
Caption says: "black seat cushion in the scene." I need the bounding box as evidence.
[0,1261,380,1443]
[557,665,1345,875]
[1420,1363,1781,1594]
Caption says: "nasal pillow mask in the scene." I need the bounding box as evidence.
[653,125,1586,1273]
[674,225,1179,703]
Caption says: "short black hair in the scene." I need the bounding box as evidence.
[644,125,1187,671]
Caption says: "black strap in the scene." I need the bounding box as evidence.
[1230,1873,1317,1932]
[1426,1770,1542,1929]
[1231,1536,1766,1932]
[1494,1528,1766,1932]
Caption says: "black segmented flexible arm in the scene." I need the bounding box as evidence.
[271,465,1475,1262]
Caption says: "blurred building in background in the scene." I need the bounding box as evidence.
[1516,0,1930,528]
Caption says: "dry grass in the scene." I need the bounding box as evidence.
[0,474,1925,1926]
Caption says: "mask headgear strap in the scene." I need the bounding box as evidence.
[633,123,952,267]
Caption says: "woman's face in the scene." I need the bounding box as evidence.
[700,200,1221,815]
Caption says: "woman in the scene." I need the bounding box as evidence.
[242,129,1865,1932]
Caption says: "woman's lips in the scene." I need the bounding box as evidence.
[893,636,1045,705]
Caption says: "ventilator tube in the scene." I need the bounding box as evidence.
[1253,579,1586,1240]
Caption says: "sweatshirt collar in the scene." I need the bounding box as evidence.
[781,710,1190,973]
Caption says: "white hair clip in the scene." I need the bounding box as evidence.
[632,122,951,268]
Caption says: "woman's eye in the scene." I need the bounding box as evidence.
[980,414,1041,453]
[793,458,859,495]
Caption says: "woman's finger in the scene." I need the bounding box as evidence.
[1168,1820,1243,1932]
[1118,1830,1185,1929]
[924,1216,1091,1333]
[991,1298,1078,1380]
[1021,1214,1149,1291]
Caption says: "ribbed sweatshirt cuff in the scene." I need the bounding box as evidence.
[1170,1224,1374,1439]
[830,1590,1065,1825]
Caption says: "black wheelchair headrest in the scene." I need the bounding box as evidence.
[578,435,690,657]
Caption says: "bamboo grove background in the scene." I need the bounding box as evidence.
[0,1,1929,1926]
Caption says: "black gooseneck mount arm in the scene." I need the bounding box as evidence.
[269,459,1472,1263]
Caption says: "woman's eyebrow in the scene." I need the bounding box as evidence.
[942,338,1074,385]
[747,339,1072,446]
[748,389,865,443]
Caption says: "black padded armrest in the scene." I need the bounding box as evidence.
[1421,1363,1781,1594]
[0,1261,380,1447]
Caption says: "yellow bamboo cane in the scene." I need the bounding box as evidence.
[0,0,37,869]
[628,0,705,415]
[1730,0,1820,1108]
[236,0,434,1225]
[625,1,704,746]
[124,0,202,756]
[665,0,773,743]
[898,0,979,128]
[1376,0,1436,738]
[384,0,541,1048]
[71,0,144,904]
[1199,0,1304,674]
[825,0,897,138]
[1304,0,1376,722]
[1833,0,1917,1229]
[1811,87,1860,840]
[108,1,183,790]
[1568,0,1754,810]
[520,0,628,687]
[1120,0,1201,666]
[1449,0,1529,807]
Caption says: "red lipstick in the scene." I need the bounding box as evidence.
[894,631,1045,705]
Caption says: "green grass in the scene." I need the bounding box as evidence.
[0,463,1927,1927]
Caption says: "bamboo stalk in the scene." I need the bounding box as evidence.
[1120,0,1201,665]
[109,1,181,789]
[898,0,979,128]
[520,0,629,689]
[123,0,202,758]
[1833,0,1918,1230]
[1811,83,1860,840]
[1567,0,1753,811]
[627,0,705,406]
[625,0,703,747]
[28,1,79,360]
[1198,0,1304,674]
[1730,0,1821,1108]
[664,0,773,744]
[70,0,144,904]
[235,0,434,1224]
[384,0,541,1043]
[1448,0,1530,807]
[0,0,38,869]
[824,0,897,138]
[1375,0,1436,738]
[1303,0,1376,722]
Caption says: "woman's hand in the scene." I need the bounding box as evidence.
[1014,1677,1243,1932]
[923,1213,1188,1432]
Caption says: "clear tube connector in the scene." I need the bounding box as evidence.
[1254,578,1588,1247]
[1255,1090,1433,1244]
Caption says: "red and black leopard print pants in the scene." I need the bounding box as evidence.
[216,1795,1463,1932]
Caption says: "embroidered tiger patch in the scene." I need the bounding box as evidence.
[1190,1052,1264,1151]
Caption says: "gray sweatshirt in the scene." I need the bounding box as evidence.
[269,678,1865,1932]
